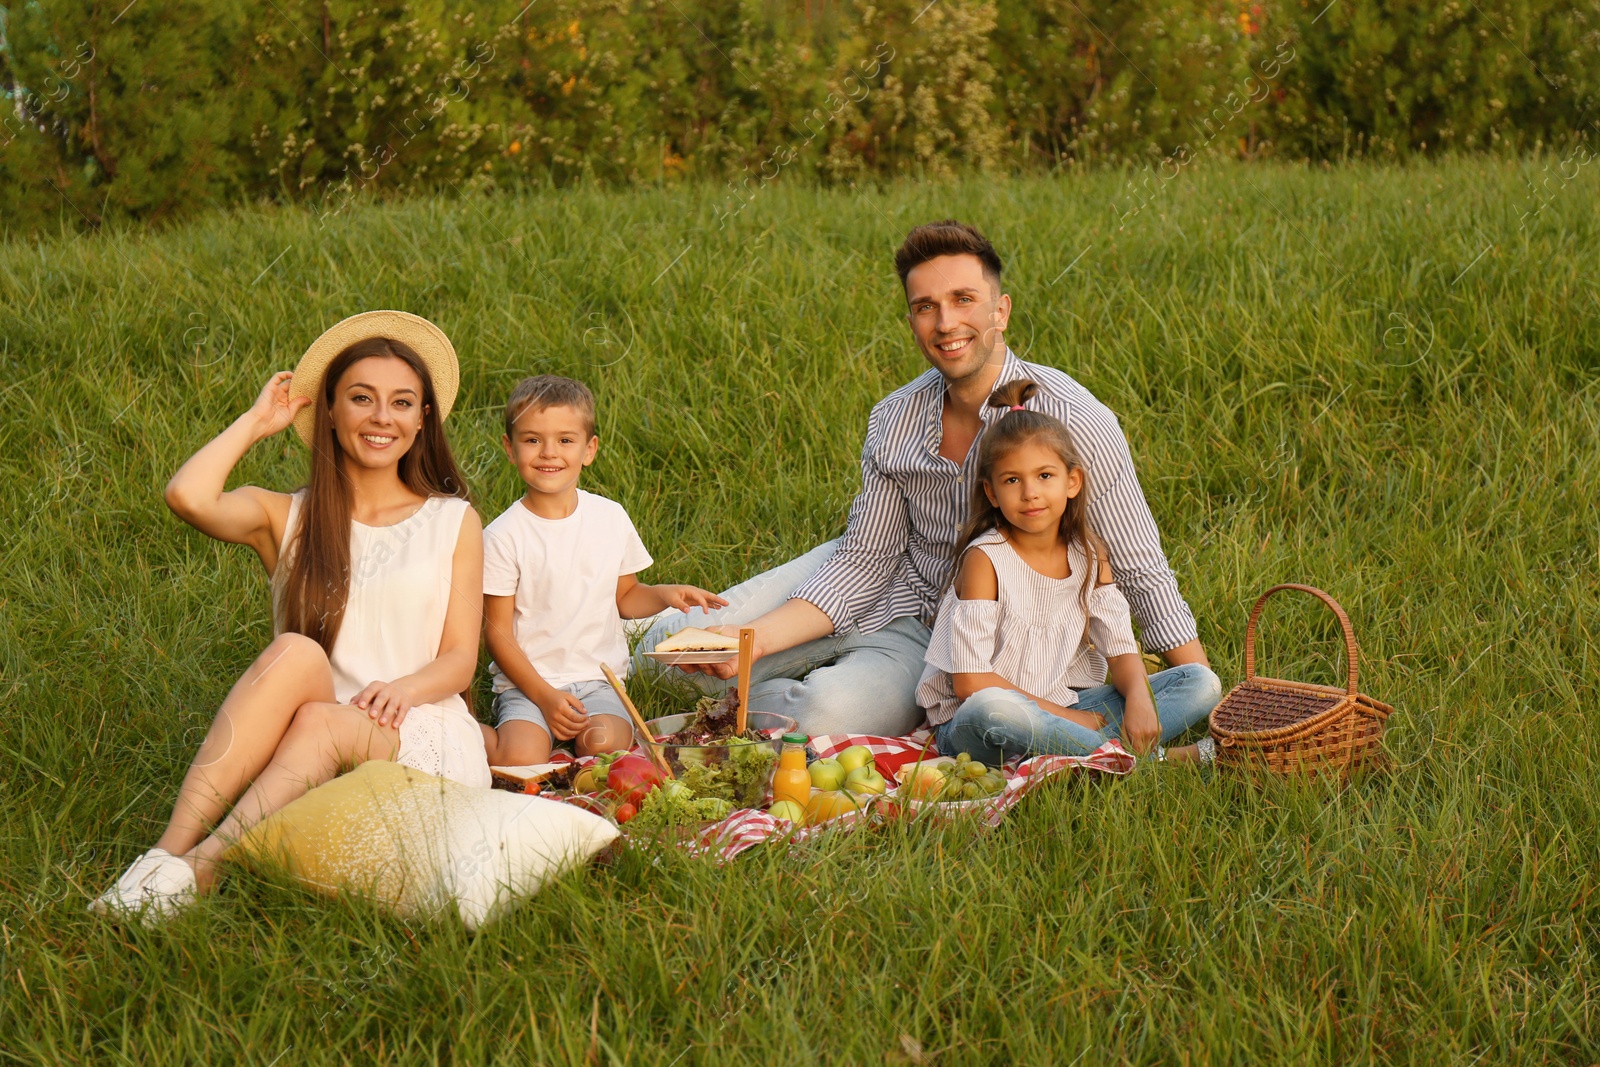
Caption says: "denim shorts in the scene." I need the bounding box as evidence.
[492,679,631,735]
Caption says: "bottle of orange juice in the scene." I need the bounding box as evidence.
[772,733,811,808]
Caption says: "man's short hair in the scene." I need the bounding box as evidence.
[504,375,597,438]
[894,220,1004,292]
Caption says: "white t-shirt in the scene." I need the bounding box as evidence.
[482,490,653,691]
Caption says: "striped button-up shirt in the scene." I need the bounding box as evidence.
[789,349,1198,652]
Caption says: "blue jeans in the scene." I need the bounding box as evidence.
[933,663,1223,762]
[633,540,931,737]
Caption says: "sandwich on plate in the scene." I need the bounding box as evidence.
[653,627,740,654]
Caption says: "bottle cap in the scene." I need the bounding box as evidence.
[781,733,808,745]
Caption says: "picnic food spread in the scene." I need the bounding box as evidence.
[474,609,1199,866]
[477,579,1393,862]
[490,691,782,827]
[487,685,1053,840]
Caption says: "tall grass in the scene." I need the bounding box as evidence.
[1,156,1597,1064]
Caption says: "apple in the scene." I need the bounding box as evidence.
[767,800,807,825]
[805,789,860,823]
[897,763,949,800]
[844,765,887,796]
[808,758,846,791]
[606,753,665,807]
[836,745,874,774]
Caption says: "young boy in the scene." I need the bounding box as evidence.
[480,375,726,766]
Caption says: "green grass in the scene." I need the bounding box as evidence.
[2,155,1598,1064]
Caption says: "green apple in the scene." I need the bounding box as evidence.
[836,746,874,774]
[844,764,888,796]
[767,800,807,825]
[808,758,846,791]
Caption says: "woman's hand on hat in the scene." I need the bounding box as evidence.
[249,370,313,440]
[353,679,415,729]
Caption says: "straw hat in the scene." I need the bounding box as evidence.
[288,310,460,447]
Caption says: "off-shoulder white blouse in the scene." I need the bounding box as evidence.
[916,530,1141,726]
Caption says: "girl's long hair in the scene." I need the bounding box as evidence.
[279,337,469,653]
[951,379,1111,618]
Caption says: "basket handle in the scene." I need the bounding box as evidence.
[1243,583,1359,696]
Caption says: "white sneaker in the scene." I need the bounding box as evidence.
[89,848,197,925]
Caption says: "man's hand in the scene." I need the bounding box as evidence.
[654,585,729,613]
[679,624,758,681]
[667,598,835,681]
[538,688,590,741]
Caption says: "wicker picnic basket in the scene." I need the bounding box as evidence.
[1209,583,1394,779]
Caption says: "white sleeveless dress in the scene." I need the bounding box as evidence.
[273,490,491,788]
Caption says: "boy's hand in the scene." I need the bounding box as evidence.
[655,585,729,613]
[538,689,590,741]
[1121,689,1161,756]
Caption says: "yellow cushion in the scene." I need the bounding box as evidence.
[230,760,617,929]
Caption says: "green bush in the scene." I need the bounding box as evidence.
[248,0,504,214]
[0,1,251,229]
[992,0,1278,165]
[1,0,1596,236]
[1273,0,1600,157]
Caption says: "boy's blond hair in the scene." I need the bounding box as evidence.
[504,375,596,438]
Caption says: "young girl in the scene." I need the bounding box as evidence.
[92,310,488,921]
[917,379,1221,765]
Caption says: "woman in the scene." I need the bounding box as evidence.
[92,310,487,921]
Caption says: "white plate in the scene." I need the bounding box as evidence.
[644,649,739,666]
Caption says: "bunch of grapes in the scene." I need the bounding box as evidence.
[942,753,1007,801]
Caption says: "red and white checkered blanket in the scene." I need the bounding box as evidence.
[672,731,1136,862]
[543,731,1135,862]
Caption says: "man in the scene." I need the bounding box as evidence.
[638,220,1208,741]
